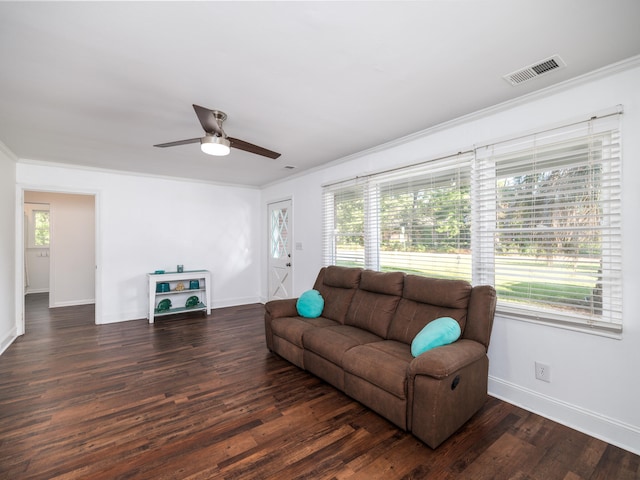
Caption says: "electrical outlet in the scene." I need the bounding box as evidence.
[535,362,551,382]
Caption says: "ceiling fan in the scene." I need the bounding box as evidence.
[154,104,281,159]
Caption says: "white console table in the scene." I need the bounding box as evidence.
[147,270,211,324]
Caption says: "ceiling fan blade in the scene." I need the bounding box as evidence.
[193,104,223,135]
[154,138,201,148]
[229,137,281,159]
[157,105,280,158]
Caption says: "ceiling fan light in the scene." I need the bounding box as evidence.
[200,136,231,156]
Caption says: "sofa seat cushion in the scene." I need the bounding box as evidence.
[343,340,413,399]
[303,325,382,366]
[271,316,339,348]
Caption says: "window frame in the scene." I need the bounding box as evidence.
[25,204,51,249]
[474,115,622,334]
[323,152,474,280]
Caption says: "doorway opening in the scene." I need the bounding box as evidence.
[19,190,97,334]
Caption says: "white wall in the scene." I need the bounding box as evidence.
[24,192,95,307]
[260,60,640,454]
[0,144,17,354]
[16,164,262,324]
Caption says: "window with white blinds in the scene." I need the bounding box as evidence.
[322,109,623,334]
[322,152,474,281]
[474,112,622,332]
[322,180,367,268]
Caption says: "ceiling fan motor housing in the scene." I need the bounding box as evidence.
[211,110,228,123]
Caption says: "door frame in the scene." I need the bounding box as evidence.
[15,185,101,335]
[267,197,293,301]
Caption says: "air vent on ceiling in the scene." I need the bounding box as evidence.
[503,55,566,86]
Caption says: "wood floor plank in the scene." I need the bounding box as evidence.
[0,293,638,479]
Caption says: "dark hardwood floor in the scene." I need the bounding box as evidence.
[0,293,638,479]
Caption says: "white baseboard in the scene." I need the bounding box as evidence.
[51,298,95,308]
[489,376,640,456]
[99,309,147,325]
[212,296,262,309]
[0,326,18,356]
[25,288,49,294]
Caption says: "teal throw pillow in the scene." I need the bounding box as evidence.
[296,289,324,318]
[411,317,461,357]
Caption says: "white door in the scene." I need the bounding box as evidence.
[268,199,293,301]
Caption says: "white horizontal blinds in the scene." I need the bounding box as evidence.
[322,152,473,278]
[374,153,473,280]
[475,113,622,331]
[471,153,496,287]
[322,179,367,268]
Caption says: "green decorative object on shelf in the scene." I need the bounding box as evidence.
[185,296,200,308]
[156,298,172,312]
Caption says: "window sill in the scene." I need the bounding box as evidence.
[496,304,622,339]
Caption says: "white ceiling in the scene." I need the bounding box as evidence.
[1,1,640,187]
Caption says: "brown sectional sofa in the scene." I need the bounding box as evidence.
[264,266,497,448]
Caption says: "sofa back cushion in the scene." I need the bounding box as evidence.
[387,275,472,345]
[313,266,362,323]
[345,270,404,338]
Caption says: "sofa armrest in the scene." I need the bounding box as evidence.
[408,339,487,380]
[265,298,298,319]
[264,298,298,352]
[464,285,497,350]
[408,340,489,448]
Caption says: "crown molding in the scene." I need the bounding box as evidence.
[0,140,18,162]
[16,158,260,190]
[262,54,640,189]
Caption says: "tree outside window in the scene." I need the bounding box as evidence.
[33,210,50,246]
